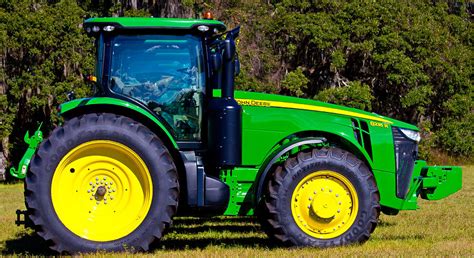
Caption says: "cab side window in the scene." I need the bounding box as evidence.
[109,35,205,141]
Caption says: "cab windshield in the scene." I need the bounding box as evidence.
[108,34,205,140]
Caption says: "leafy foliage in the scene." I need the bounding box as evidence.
[0,0,472,167]
[0,0,94,162]
[316,81,374,111]
[437,113,474,157]
[281,67,309,97]
[261,0,473,159]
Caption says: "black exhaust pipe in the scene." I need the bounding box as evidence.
[221,38,236,99]
[208,28,242,167]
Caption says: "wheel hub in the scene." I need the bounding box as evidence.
[291,170,359,239]
[88,176,117,204]
[311,192,338,219]
[51,140,153,242]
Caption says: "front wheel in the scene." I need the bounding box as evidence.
[25,113,179,253]
[259,147,380,247]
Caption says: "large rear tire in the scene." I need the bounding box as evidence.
[25,113,179,253]
[259,147,380,247]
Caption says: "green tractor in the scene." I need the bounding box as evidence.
[11,17,462,253]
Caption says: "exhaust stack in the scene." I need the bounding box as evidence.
[208,27,242,167]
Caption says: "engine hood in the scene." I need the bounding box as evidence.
[233,90,418,131]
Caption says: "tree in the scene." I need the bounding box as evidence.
[264,0,473,158]
[0,0,95,170]
[0,0,472,174]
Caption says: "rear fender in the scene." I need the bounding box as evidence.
[59,97,178,150]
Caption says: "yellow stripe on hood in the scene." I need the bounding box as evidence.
[236,98,392,124]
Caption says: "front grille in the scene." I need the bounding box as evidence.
[392,127,418,199]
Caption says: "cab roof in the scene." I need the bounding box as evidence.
[84,17,226,32]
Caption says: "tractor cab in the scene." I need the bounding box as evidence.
[84,17,239,144]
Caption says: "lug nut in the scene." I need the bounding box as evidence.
[96,177,99,181]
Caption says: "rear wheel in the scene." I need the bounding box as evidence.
[259,147,380,247]
[26,113,179,253]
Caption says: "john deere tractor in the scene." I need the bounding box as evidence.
[10,17,462,253]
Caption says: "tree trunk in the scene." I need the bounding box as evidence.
[0,153,5,181]
[130,0,138,10]
[151,0,194,18]
[0,137,7,181]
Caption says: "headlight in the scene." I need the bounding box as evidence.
[399,128,421,142]
[103,25,115,32]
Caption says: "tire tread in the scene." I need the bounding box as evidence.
[258,147,380,247]
[26,113,179,253]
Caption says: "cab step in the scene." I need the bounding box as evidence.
[15,209,33,228]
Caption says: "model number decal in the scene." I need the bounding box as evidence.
[370,121,389,128]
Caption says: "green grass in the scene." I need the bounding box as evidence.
[1,167,473,257]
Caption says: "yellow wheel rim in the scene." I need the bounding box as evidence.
[51,140,153,242]
[291,170,359,239]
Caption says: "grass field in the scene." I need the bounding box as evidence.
[0,167,472,257]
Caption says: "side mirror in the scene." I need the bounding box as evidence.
[225,26,240,41]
